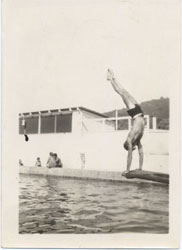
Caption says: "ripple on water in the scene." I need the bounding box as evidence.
[19,174,169,234]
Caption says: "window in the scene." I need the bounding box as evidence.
[19,113,72,134]
[56,113,72,133]
[19,117,39,134]
[41,116,55,133]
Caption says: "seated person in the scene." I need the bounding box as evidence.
[54,153,63,168]
[35,157,41,167]
[46,152,57,168]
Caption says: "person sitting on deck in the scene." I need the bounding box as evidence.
[54,153,63,168]
[46,152,57,168]
[35,157,42,167]
[107,69,145,173]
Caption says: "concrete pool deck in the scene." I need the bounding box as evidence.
[19,166,168,185]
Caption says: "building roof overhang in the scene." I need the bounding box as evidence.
[19,106,108,118]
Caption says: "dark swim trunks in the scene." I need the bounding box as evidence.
[127,104,144,118]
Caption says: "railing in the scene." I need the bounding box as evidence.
[81,115,157,133]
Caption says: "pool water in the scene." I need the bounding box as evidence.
[19,174,169,234]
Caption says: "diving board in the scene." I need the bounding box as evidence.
[122,169,169,184]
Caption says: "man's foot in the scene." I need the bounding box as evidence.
[107,69,114,81]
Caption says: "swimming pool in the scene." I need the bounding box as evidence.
[19,174,169,233]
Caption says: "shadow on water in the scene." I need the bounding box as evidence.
[19,174,169,234]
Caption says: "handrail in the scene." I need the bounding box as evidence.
[82,115,150,122]
[81,115,152,131]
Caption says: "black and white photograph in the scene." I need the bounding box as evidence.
[2,0,180,248]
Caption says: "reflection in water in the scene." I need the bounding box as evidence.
[19,174,169,234]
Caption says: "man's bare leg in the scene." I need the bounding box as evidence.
[107,69,138,110]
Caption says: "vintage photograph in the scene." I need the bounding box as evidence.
[2,0,180,248]
[19,79,169,234]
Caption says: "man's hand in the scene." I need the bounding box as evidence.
[122,170,130,175]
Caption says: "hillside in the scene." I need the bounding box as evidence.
[104,97,169,129]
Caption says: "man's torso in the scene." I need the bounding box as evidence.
[127,116,145,146]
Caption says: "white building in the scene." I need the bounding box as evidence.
[19,106,115,135]
[18,106,168,174]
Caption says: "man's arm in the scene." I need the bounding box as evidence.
[138,142,143,170]
[127,142,133,172]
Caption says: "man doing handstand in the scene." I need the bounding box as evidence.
[107,69,145,173]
